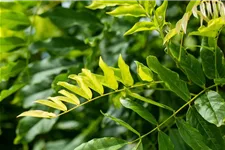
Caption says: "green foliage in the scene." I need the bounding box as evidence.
[1,0,225,149]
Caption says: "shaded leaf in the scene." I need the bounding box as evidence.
[158,131,174,150]
[120,98,157,125]
[101,110,140,136]
[147,56,191,101]
[127,90,174,111]
[124,22,156,36]
[41,8,102,29]
[74,137,126,150]
[194,91,225,127]
[0,83,25,101]
[132,140,143,150]
[15,115,58,144]
[176,119,211,150]
[187,107,225,150]
[0,37,25,52]
[17,110,56,118]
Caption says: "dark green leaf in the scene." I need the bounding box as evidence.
[147,56,191,101]
[14,116,58,144]
[194,91,225,127]
[158,131,174,150]
[127,90,174,111]
[120,98,157,125]
[101,110,140,136]
[169,44,205,88]
[176,119,211,150]
[74,137,126,150]
[0,83,25,101]
[41,8,102,29]
[169,129,191,150]
[0,37,25,52]
[187,107,225,150]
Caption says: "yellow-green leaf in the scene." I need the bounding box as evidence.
[163,28,177,44]
[48,96,77,105]
[154,0,168,27]
[86,0,136,10]
[135,61,153,82]
[124,21,156,35]
[35,99,67,111]
[99,57,118,90]
[82,69,104,95]
[138,0,156,16]
[118,54,134,86]
[68,75,92,99]
[107,4,146,17]
[58,90,80,105]
[17,110,56,118]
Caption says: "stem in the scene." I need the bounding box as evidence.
[128,84,216,144]
[179,33,184,61]
[56,81,163,117]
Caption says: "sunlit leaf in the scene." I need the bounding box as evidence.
[195,91,225,127]
[74,137,127,150]
[101,110,140,136]
[176,119,211,150]
[0,11,30,30]
[120,98,157,125]
[158,131,174,150]
[35,99,67,111]
[189,17,225,37]
[99,57,118,90]
[86,0,136,10]
[107,4,146,17]
[118,54,134,86]
[147,56,191,101]
[81,69,104,95]
[154,0,168,27]
[57,81,92,99]
[17,110,56,118]
[58,90,80,105]
[124,22,156,36]
[135,61,153,82]
[138,0,156,16]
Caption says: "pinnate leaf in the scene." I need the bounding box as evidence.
[124,22,156,35]
[107,4,146,17]
[17,110,56,118]
[118,54,134,86]
[158,131,174,150]
[135,61,153,82]
[176,119,211,150]
[74,137,126,150]
[194,91,225,127]
[101,110,140,136]
[147,56,191,101]
[120,98,157,125]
